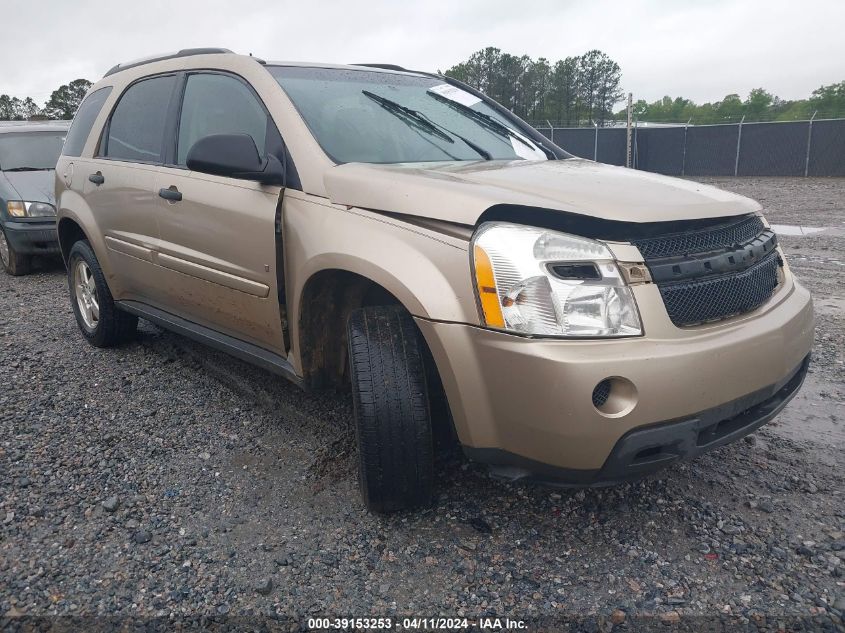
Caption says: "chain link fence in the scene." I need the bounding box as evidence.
[2,118,841,177]
[535,118,845,177]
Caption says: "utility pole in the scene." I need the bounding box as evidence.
[626,92,633,168]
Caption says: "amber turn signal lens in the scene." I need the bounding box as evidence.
[6,201,27,217]
[473,245,505,328]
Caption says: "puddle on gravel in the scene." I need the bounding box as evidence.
[770,224,836,236]
[766,373,844,464]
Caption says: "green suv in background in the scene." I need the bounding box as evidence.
[0,124,66,275]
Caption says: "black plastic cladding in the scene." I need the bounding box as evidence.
[646,229,777,283]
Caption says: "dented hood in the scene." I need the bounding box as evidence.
[323,158,760,225]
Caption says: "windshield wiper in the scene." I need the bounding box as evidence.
[363,90,454,143]
[361,90,491,160]
[427,91,555,158]
[433,126,492,160]
[3,167,51,172]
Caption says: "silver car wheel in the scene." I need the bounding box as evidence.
[0,230,9,268]
[74,260,100,330]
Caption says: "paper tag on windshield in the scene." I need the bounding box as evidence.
[428,84,482,107]
[511,135,548,160]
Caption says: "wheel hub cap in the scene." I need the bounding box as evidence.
[74,261,99,330]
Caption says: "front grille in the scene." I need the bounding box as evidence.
[632,214,781,326]
[658,251,780,326]
[633,215,765,258]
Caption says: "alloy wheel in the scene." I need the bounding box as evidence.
[74,260,100,330]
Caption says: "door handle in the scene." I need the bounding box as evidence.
[88,172,105,185]
[158,187,182,202]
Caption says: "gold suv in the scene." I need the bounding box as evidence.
[55,49,814,513]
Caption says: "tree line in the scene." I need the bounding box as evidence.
[616,81,845,125]
[4,57,845,128]
[444,47,623,126]
[0,79,92,121]
[444,47,845,127]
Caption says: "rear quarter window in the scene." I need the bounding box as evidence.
[62,87,113,157]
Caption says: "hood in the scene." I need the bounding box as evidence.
[323,158,760,225]
[1,170,56,205]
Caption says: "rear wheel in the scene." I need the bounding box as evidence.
[0,227,32,276]
[347,305,434,513]
[67,240,137,347]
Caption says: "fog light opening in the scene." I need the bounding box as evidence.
[591,380,612,407]
[592,377,638,417]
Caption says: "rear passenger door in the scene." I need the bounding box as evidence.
[83,74,177,300]
[153,72,285,355]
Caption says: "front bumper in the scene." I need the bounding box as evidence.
[2,219,59,255]
[415,276,814,479]
[465,354,809,485]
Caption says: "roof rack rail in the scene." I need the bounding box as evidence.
[352,63,412,72]
[104,48,235,78]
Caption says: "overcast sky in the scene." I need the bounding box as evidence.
[2,0,843,107]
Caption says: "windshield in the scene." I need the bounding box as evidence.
[0,131,66,171]
[269,66,549,164]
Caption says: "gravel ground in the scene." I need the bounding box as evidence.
[1,177,843,631]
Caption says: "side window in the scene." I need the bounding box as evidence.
[103,75,176,163]
[62,86,112,157]
[177,73,269,166]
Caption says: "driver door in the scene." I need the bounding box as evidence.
[153,72,285,355]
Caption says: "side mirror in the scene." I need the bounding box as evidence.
[185,133,285,186]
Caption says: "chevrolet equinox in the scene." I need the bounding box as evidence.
[55,49,814,512]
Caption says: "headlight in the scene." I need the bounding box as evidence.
[6,201,56,218]
[472,222,642,337]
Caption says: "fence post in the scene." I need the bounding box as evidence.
[633,118,639,169]
[593,122,598,161]
[804,111,817,177]
[546,119,554,144]
[681,118,691,177]
[625,93,633,168]
[734,115,745,176]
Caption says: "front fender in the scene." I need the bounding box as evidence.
[284,193,480,373]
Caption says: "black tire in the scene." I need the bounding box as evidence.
[0,227,32,276]
[347,305,434,513]
[67,240,137,347]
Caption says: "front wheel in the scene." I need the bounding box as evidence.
[0,227,32,276]
[347,305,434,513]
[67,240,137,347]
